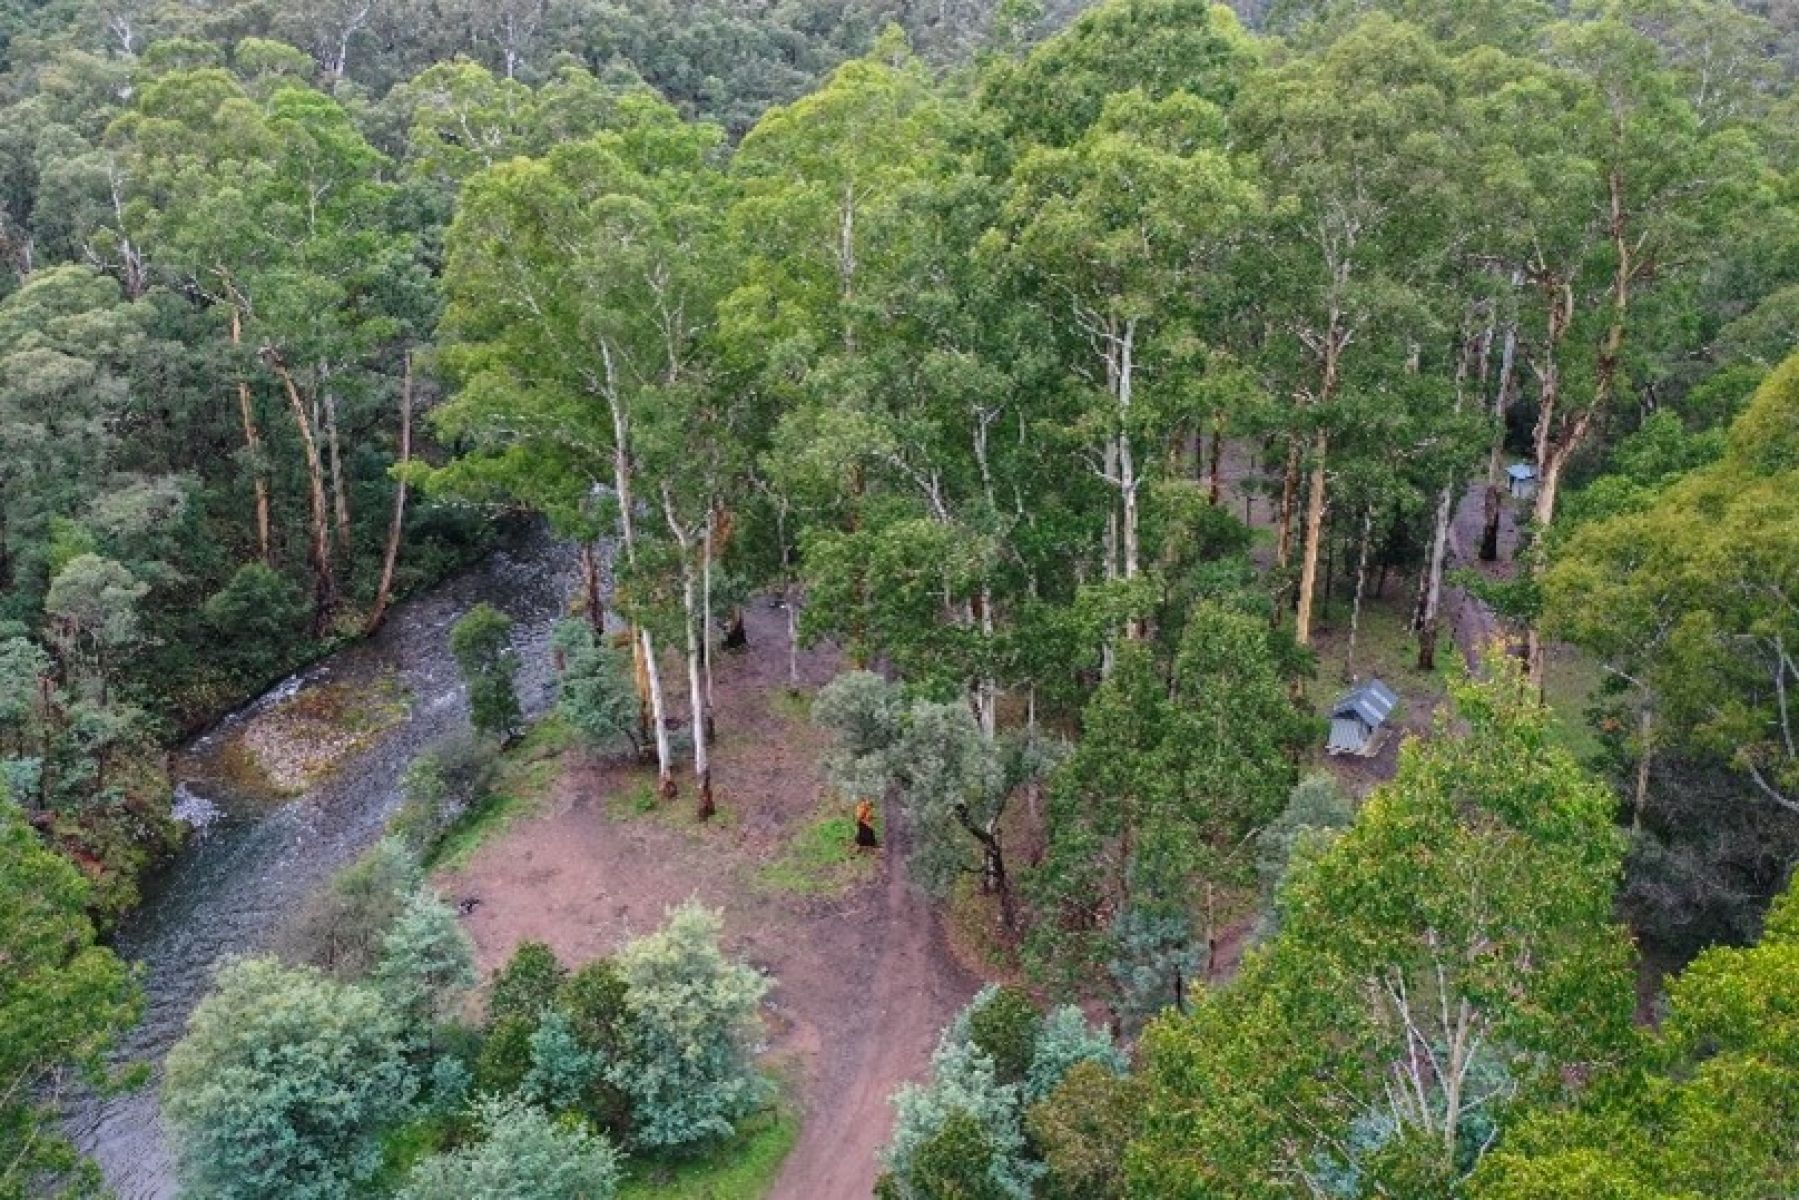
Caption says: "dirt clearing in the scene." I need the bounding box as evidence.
[438,601,982,1200]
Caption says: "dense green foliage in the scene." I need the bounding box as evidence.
[1129,664,1635,1196]
[164,868,770,1197]
[606,901,771,1150]
[1471,876,1799,1198]
[397,1101,622,1200]
[162,958,416,1199]
[4,0,1797,1190]
[449,603,522,744]
[1545,355,1799,949]
[0,782,139,1200]
[880,985,1123,1200]
[396,1096,621,1200]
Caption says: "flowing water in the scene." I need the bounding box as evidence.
[67,527,575,1199]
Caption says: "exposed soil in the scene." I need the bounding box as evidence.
[438,600,982,1200]
[1445,480,1517,668]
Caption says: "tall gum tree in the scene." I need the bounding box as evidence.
[1233,16,1459,651]
[432,93,726,801]
[996,89,1260,642]
[111,67,415,633]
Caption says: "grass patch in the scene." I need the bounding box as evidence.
[617,1103,799,1200]
[769,687,814,726]
[427,716,571,870]
[368,1112,461,1193]
[607,776,664,820]
[1542,645,1605,764]
[945,874,1020,976]
[754,806,878,897]
[1304,595,1455,750]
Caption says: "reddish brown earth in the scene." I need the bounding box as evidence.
[438,601,982,1200]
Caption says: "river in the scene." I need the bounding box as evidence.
[67,527,575,1199]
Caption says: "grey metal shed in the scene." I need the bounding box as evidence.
[1327,678,1398,757]
[1506,462,1539,500]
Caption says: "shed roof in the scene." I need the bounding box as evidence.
[1330,678,1398,727]
[1506,462,1538,481]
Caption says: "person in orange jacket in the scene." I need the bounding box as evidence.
[854,798,879,849]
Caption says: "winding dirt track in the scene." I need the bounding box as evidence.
[441,602,979,1200]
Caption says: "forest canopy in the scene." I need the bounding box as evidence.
[2,0,1796,1195]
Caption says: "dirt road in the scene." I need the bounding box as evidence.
[441,602,979,1200]
[1445,480,1517,669]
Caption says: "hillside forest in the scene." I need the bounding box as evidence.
[2,0,1798,1196]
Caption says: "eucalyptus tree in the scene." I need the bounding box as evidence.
[432,93,726,800]
[0,265,145,596]
[113,64,418,629]
[637,370,752,820]
[1461,14,1745,684]
[1472,872,1799,1200]
[725,44,986,686]
[1233,15,1460,649]
[977,0,1261,152]
[995,88,1260,646]
[1544,353,1799,828]
[1129,663,1635,1197]
[1029,603,1307,1021]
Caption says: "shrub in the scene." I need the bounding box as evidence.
[964,987,1042,1089]
[812,670,904,799]
[522,1010,601,1113]
[389,737,500,858]
[162,958,415,1199]
[450,603,521,743]
[558,959,632,1054]
[882,1109,1013,1200]
[609,902,770,1150]
[396,1096,621,1200]
[557,958,635,1134]
[203,562,308,681]
[1025,1061,1143,1200]
[882,1036,1037,1200]
[554,620,642,756]
[1025,1004,1127,1103]
[280,838,420,979]
[374,888,477,1032]
[473,1016,536,1097]
[488,941,566,1026]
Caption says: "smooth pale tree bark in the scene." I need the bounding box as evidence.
[599,342,674,798]
[1292,297,1348,649]
[262,347,337,633]
[1480,271,1524,562]
[320,374,352,559]
[228,305,273,565]
[702,509,716,743]
[1525,277,1582,688]
[1417,483,1454,671]
[1294,429,1330,647]
[1344,505,1375,680]
[1114,318,1143,586]
[366,353,412,635]
[1526,198,1634,687]
[1416,309,1492,671]
[663,485,713,821]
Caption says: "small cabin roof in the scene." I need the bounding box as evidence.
[1505,462,1538,481]
[1330,679,1398,728]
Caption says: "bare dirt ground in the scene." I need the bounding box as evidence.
[438,601,982,1200]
